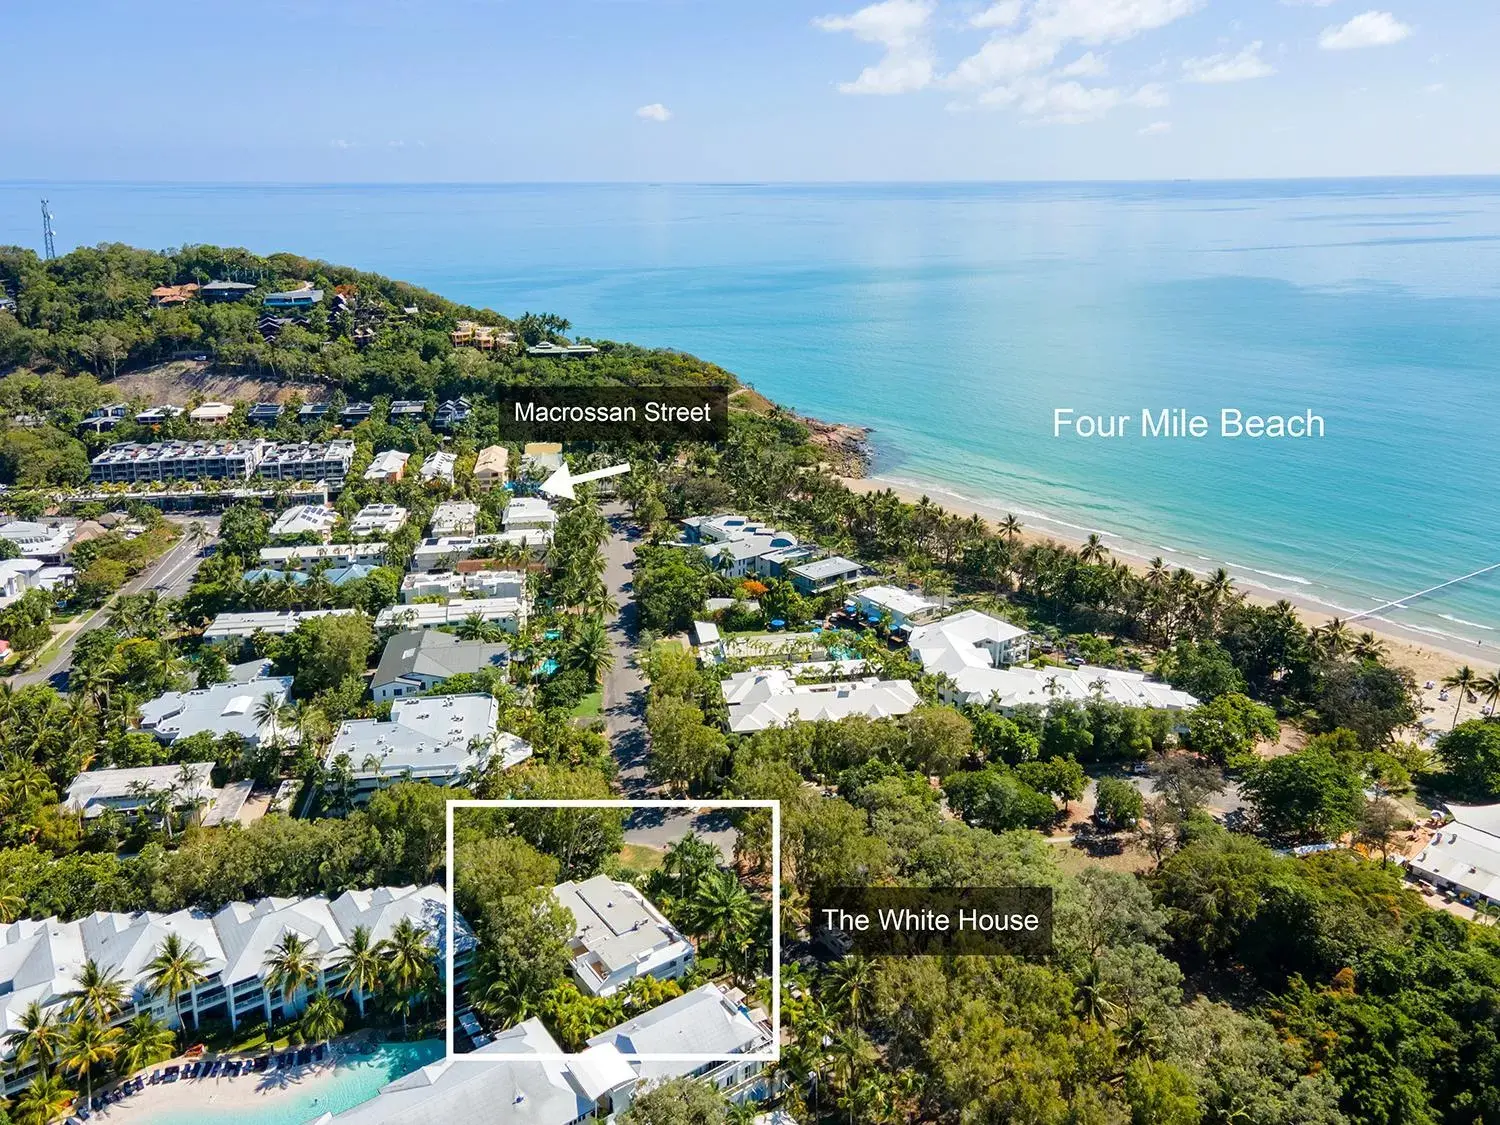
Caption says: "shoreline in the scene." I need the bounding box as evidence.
[837,472,1497,684]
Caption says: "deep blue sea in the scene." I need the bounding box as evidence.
[2,180,1498,646]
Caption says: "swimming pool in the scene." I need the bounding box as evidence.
[141,1040,444,1125]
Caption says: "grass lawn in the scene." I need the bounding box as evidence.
[570,690,603,718]
[616,843,666,876]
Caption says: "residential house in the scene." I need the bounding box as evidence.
[62,762,218,820]
[269,504,340,540]
[371,629,511,702]
[341,402,375,426]
[850,585,943,632]
[388,400,427,422]
[202,608,357,641]
[553,875,694,997]
[788,556,863,595]
[430,501,478,538]
[400,569,524,603]
[521,442,564,476]
[138,674,293,748]
[680,515,807,579]
[376,596,527,634]
[526,341,598,358]
[188,401,235,425]
[503,496,557,532]
[299,402,329,424]
[247,401,285,426]
[721,665,920,733]
[420,451,457,485]
[263,287,324,308]
[449,321,515,351]
[0,558,45,605]
[150,283,200,306]
[200,280,255,302]
[325,694,531,798]
[473,445,509,490]
[434,397,471,430]
[350,504,409,537]
[134,405,184,424]
[364,449,410,482]
[79,404,129,434]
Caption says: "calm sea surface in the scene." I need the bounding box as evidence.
[2,179,1498,642]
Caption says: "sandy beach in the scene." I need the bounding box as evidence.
[839,474,1498,687]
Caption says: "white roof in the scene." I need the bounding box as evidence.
[137,675,292,744]
[853,584,938,618]
[269,504,339,538]
[429,501,479,535]
[420,451,457,480]
[568,1043,637,1101]
[328,694,531,781]
[790,556,862,582]
[1410,819,1500,903]
[364,449,411,478]
[351,504,409,534]
[63,762,217,817]
[553,876,691,978]
[203,608,358,639]
[722,666,920,732]
[1447,802,1500,838]
[503,497,557,529]
[587,983,771,1075]
[259,543,387,565]
[376,597,525,630]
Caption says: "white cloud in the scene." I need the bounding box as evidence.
[816,0,936,93]
[1130,82,1170,107]
[1318,10,1412,50]
[635,103,672,122]
[1029,0,1204,47]
[1058,51,1109,77]
[1139,120,1172,135]
[971,0,1024,28]
[330,139,355,149]
[1182,41,1275,83]
[948,31,1060,87]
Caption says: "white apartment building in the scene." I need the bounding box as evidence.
[721,665,921,733]
[851,584,943,631]
[269,504,340,540]
[363,449,410,482]
[376,596,527,634]
[553,875,694,997]
[257,440,356,483]
[349,504,409,537]
[259,542,388,567]
[89,440,268,483]
[203,608,358,641]
[410,530,553,571]
[430,501,479,538]
[0,521,75,560]
[503,496,557,532]
[400,569,525,603]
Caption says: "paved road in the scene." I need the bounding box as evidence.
[623,807,737,862]
[11,516,216,691]
[601,503,651,795]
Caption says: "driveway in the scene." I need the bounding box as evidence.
[623,807,738,863]
[601,502,650,795]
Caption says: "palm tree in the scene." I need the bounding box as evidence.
[662,833,721,899]
[254,691,284,745]
[1476,670,1500,717]
[2,1000,63,1071]
[0,887,22,923]
[65,958,128,1026]
[1443,665,1481,729]
[1352,631,1387,661]
[381,918,435,1039]
[145,932,209,1030]
[61,1018,121,1113]
[330,925,386,1017]
[1314,618,1352,658]
[1078,533,1109,565]
[263,933,322,1024]
[687,869,759,978]
[298,990,346,1044]
[570,618,614,686]
[825,955,876,1024]
[12,1071,76,1125]
[117,1012,177,1076]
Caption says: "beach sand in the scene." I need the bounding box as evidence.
[91,1047,345,1125]
[838,474,1498,686]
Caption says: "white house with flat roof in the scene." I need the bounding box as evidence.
[909,609,1195,714]
[138,674,293,747]
[553,875,694,997]
[203,607,358,641]
[325,694,531,798]
[503,496,557,532]
[789,555,863,594]
[63,762,218,820]
[851,585,943,631]
[259,542,387,567]
[721,665,920,733]
[349,504,409,537]
[430,500,479,538]
[400,569,526,603]
[1408,803,1500,906]
[410,530,553,571]
[376,596,527,634]
[269,504,339,540]
[0,520,73,560]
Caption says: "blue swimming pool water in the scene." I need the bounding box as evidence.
[140,1040,444,1125]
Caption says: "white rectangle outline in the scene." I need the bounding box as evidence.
[444,798,781,1065]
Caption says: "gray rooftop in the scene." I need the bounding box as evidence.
[374,629,510,687]
[138,676,292,745]
[791,555,863,581]
[553,875,681,976]
[586,982,769,1059]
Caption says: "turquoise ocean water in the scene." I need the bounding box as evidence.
[2,180,1497,645]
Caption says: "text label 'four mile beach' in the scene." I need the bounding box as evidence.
[1053,407,1327,439]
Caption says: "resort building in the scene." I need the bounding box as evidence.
[909,610,1196,714]
[80,403,129,433]
[376,596,527,634]
[259,542,387,567]
[473,444,509,489]
[62,762,218,820]
[263,286,324,308]
[789,556,864,595]
[430,500,479,538]
[553,875,694,997]
[201,280,255,302]
[521,442,564,476]
[89,439,268,483]
[189,401,235,425]
[258,439,356,483]
[721,665,921,733]
[420,450,457,485]
[679,514,808,579]
[322,1020,591,1125]
[850,585,944,631]
[349,503,409,537]
[0,885,465,1095]
[299,402,330,424]
[503,496,557,533]
[0,520,74,560]
[203,608,358,641]
[1408,803,1500,906]
[324,694,531,798]
[364,449,410,482]
[410,530,553,571]
[526,341,598,358]
[371,629,511,702]
[400,569,525,603]
[269,503,340,540]
[138,673,293,747]
[449,321,516,351]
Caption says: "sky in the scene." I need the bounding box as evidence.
[2,0,1496,181]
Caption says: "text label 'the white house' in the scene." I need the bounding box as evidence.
[1052,408,1326,439]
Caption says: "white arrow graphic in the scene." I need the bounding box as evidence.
[539,461,631,500]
